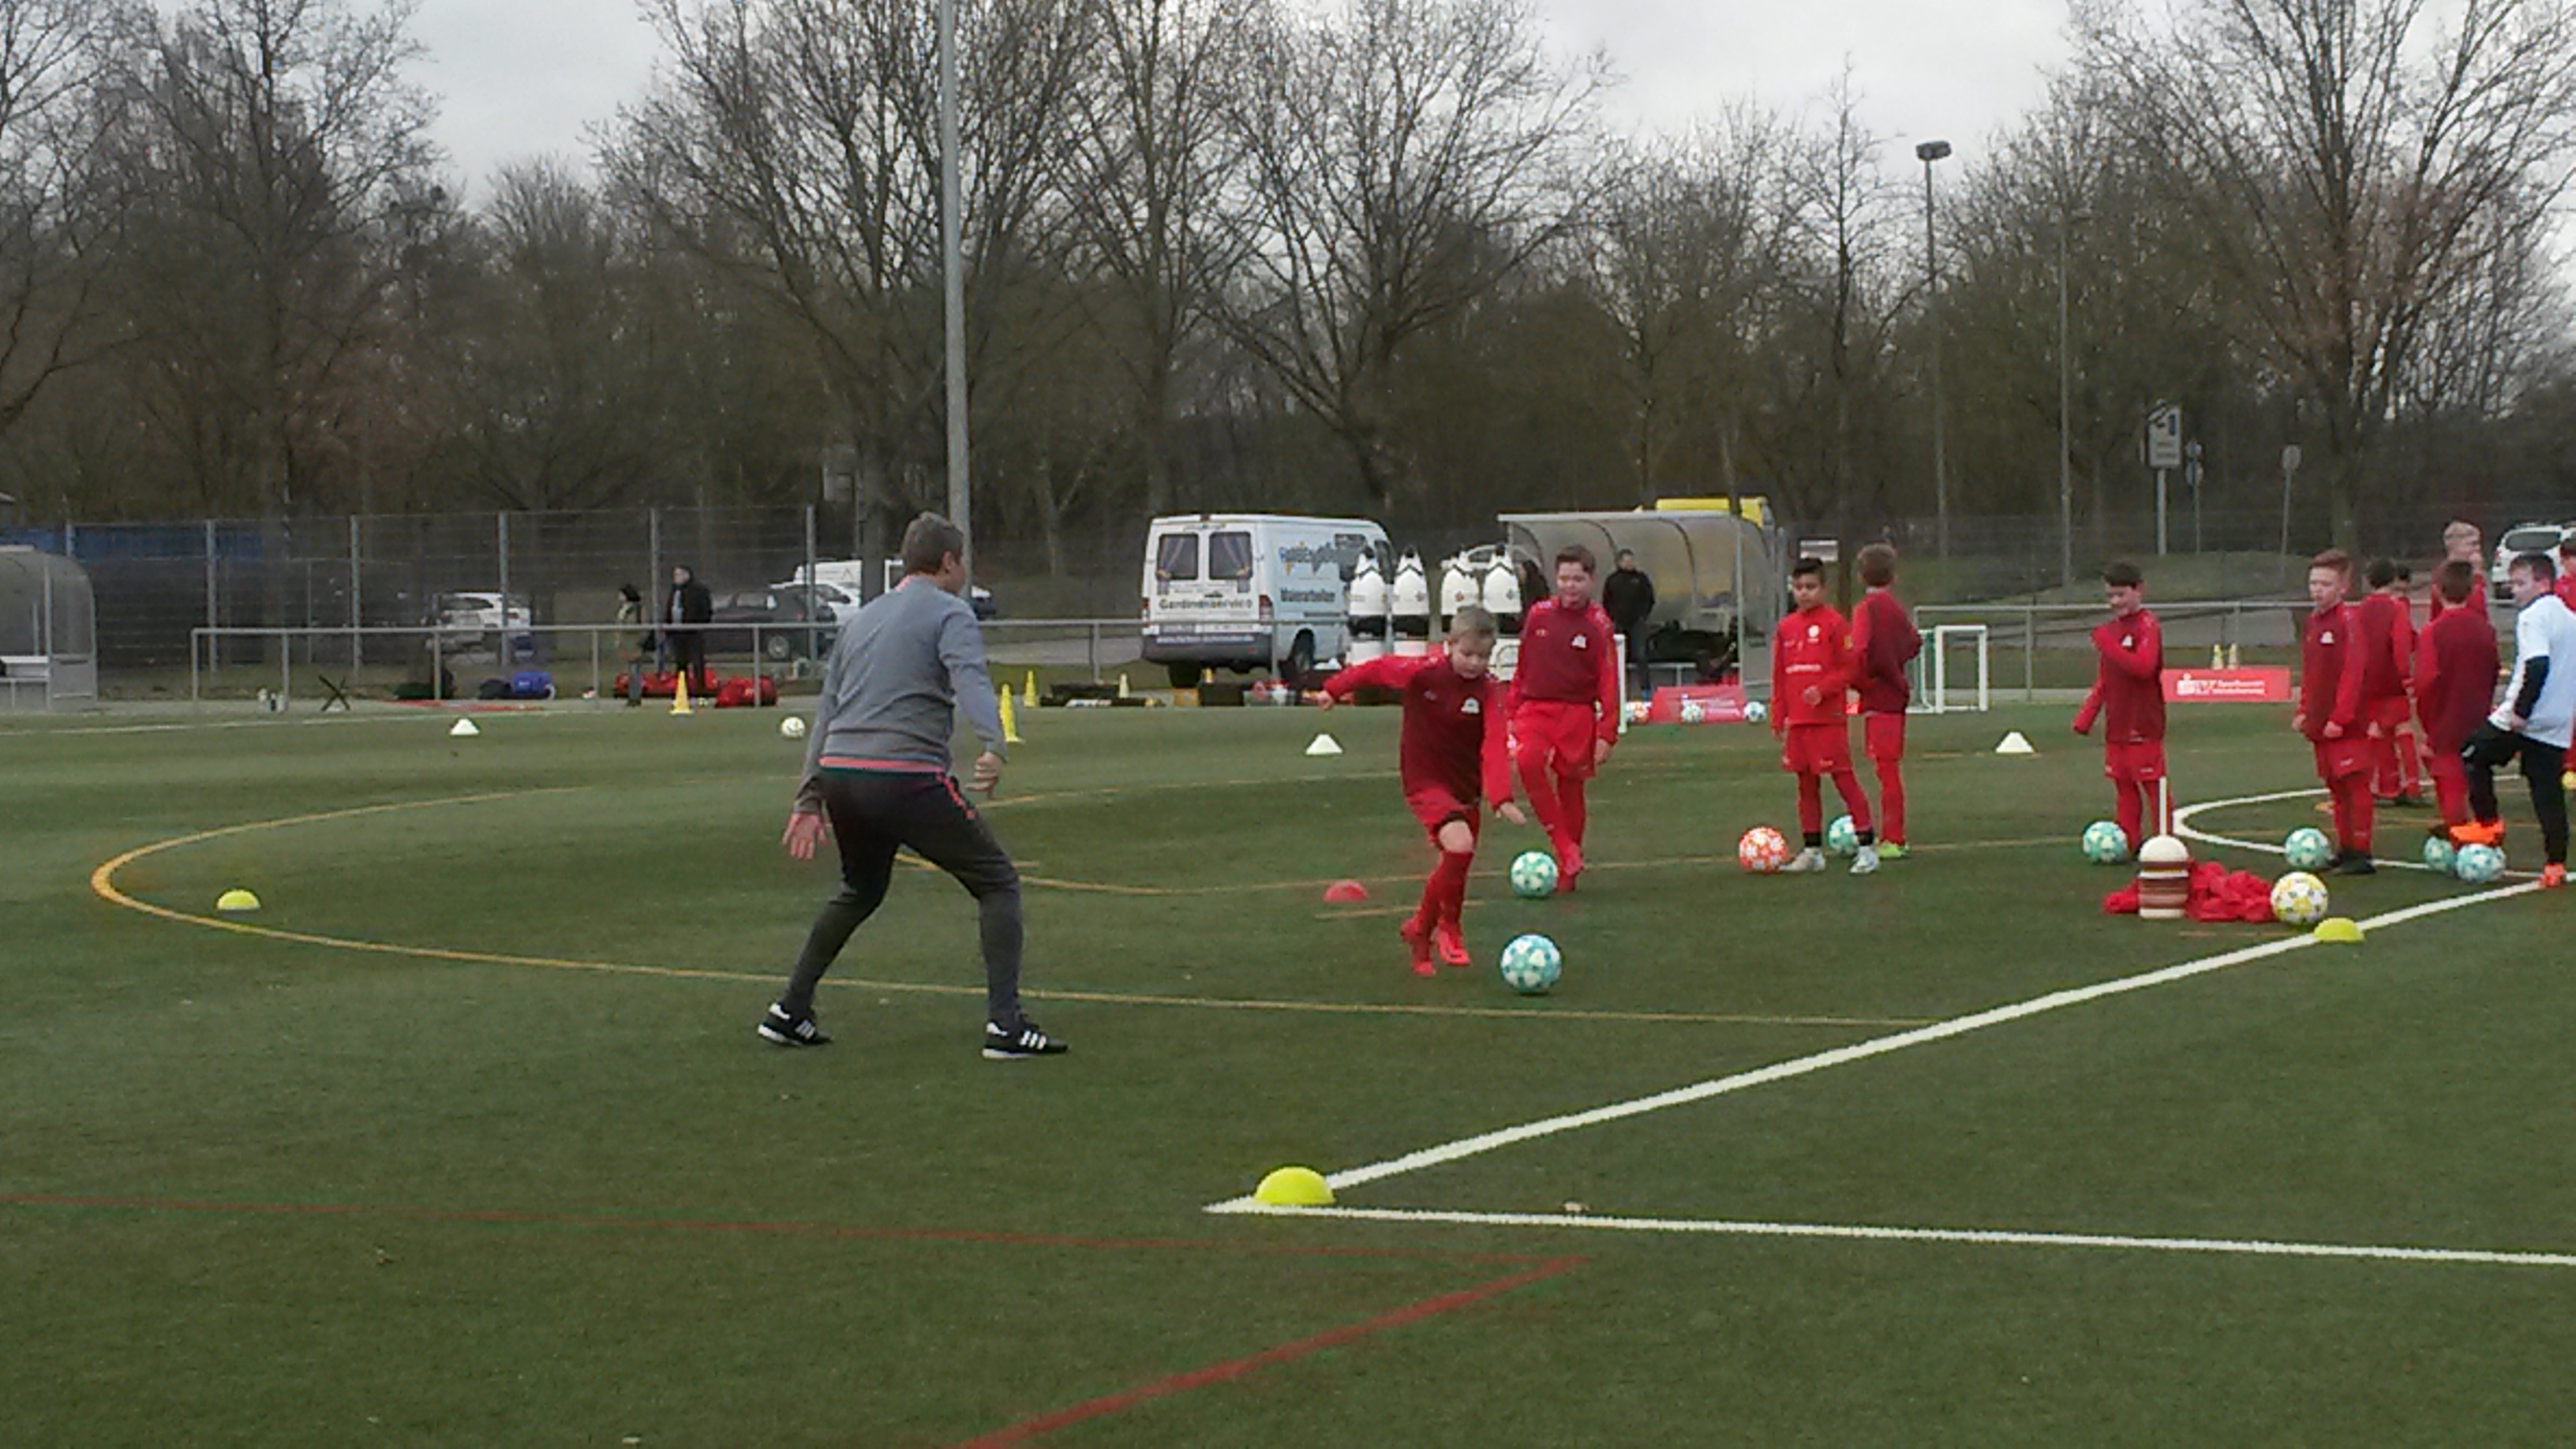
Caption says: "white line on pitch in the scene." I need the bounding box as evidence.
[2173,787,2540,881]
[1205,795,2540,1210]
[1206,1203,2576,1271]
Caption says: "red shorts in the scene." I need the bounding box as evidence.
[1406,788,1479,837]
[1513,699,1601,780]
[2368,697,2412,733]
[2312,737,2372,781]
[1781,722,1854,776]
[1863,711,1906,762]
[2105,740,2166,782]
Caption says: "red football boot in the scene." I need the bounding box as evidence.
[1432,921,1472,968]
[1400,919,1436,976]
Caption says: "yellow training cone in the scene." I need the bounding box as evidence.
[2312,916,2365,945]
[671,672,694,716]
[998,687,1024,746]
[1022,671,1039,708]
[215,889,261,914]
[1254,1166,1334,1207]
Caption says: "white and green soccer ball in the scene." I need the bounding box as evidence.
[2271,871,2331,927]
[2421,836,2457,874]
[1499,933,1562,994]
[1826,814,1861,856]
[1744,699,1769,724]
[2081,820,2131,864]
[2282,826,2334,872]
[780,715,808,740]
[2454,843,2507,884]
[1678,698,1706,725]
[1507,850,1559,899]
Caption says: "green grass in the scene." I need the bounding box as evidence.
[5,699,2574,1443]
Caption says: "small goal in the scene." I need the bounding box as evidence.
[1919,623,1989,714]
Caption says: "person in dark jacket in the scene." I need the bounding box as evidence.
[1602,550,1657,699]
[665,564,713,695]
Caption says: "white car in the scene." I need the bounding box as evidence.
[773,578,863,624]
[2492,522,2572,599]
[427,591,536,662]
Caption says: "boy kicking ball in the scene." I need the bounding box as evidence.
[2072,560,2165,854]
[1320,607,1528,974]
[1772,556,1877,875]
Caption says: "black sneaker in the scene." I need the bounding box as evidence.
[757,1004,831,1047]
[2334,852,2378,876]
[983,1018,1068,1060]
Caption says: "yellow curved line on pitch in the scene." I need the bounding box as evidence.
[87,795,1919,1030]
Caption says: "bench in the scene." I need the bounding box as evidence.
[0,653,51,709]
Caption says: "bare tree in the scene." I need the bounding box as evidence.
[1777,69,1900,530]
[1218,0,1602,507]
[0,0,131,444]
[2079,0,2576,542]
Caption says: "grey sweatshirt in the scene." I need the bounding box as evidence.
[796,577,1005,797]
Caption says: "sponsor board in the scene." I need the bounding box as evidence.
[2162,667,2293,703]
[1646,681,1750,724]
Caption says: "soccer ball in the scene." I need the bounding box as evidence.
[1499,933,1562,994]
[2421,836,2457,874]
[1679,698,1706,725]
[780,715,809,740]
[2454,843,2507,884]
[2282,826,2334,872]
[1744,699,1769,724]
[1826,814,1860,856]
[2271,871,2331,927]
[2081,820,2131,864]
[1738,826,1791,874]
[1508,850,1559,899]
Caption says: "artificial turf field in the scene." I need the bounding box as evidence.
[5,698,2574,1444]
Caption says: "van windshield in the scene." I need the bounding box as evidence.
[1208,531,1254,582]
[2502,527,2562,554]
[1156,533,1200,582]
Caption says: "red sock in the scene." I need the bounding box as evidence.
[1831,768,1874,838]
[1797,773,1825,839]
[2394,727,2422,795]
[2371,733,2401,799]
[2114,781,2144,845]
[1874,758,1906,844]
[1425,848,1472,930]
[2335,774,2374,854]
[1517,739,1569,859]
[2429,753,2469,826]
[1559,773,1587,852]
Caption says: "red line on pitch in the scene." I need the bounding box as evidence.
[0,1192,1547,1266]
[952,1256,1584,1446]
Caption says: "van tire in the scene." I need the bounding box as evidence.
[1283,631,1316,687]
[1166,662,1202,691]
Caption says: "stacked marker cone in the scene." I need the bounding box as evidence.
[671,671,694,716]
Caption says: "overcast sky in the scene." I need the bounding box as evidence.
[404,0,2073,201]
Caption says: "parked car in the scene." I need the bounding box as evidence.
[2492,522,2573,599]
[790,559,998,620]
[773,578,863,626]
[426,591,536,662]
[705,588,829,661]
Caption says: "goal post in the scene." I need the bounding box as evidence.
[1923,623,1990,714]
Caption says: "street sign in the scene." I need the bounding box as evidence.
[2146,405,2184,470]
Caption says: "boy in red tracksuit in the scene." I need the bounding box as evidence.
[1320,607,1526,975]
[2559,540,2576,610]
[2297,549,2376,872]
[1507,545,1620,889]
[1773,556,1877,875]
[2417,559,2503,840]
[2354,557,2422,805]
[2426,521,2485,623]
[1848,543,1921,858]
[2071,560,2165,852]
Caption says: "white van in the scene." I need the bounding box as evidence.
[1141,514,1389,687]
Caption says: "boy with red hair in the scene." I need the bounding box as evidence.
[2417,559,2501,841]
[2296,549,2376,872]
[1848,542,1920,858]
[2355,557,2422,805]
[1507,545,1620,889]
[1773,557,1878,875]
[1320,608,1527,975]
[2072,560,2165,852]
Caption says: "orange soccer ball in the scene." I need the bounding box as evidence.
[1738,826,1791,874]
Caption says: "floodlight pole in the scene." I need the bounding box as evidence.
[938,0,970,577]
[2057,208,2080,589]
[1917,140,1953,560]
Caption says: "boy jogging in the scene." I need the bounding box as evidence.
[2071,560,2165,852]
[1773,557,1878,875]
[2460,552,2574,887]
[2355,557,2423,805]
[1320,608,1528,974]
[2417,560,2501,841]
[1848,543,1921,858]
[759,514,1066,1058]
[2295,549,2376,874]
[1508,545,1620,889]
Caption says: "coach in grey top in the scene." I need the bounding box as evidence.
[758,513,1068,1059]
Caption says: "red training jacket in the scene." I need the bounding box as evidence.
[1771,602,1855,728]
[1508,597,1619,744]
[2297,601,2368,742]
[2352,591,2413,704]
[1848,589,1919,715]
[1321,652,1513,807]
[2415,604,2502,751]
[2073,607,2165,744]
